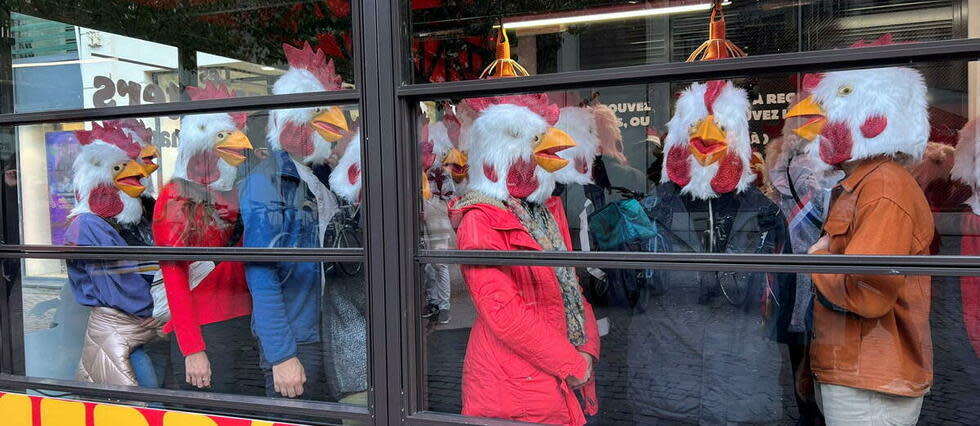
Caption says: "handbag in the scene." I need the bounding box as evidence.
[588,199,658,251]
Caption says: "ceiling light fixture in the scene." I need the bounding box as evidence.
[500,1,731,30]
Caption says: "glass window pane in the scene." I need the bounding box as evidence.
[4,1,355,113]
[419,262,977,425]
[416,59,975,257]
[3,103,363,248]
[406,0,970,84]
[13,257,367,406]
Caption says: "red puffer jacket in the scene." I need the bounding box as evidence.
[449,196,600,426]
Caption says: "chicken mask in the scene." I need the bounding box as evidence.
[464,94,576,204]
[267,42,350,166]
[662,80,755,200]
[70,122,148,225]
[330,130,362,204]
[107,119,158,194]
[173,82,253,192]
[554,104,625,185]
[785,67,929,166]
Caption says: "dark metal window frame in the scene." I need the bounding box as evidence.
[0,1,979,425]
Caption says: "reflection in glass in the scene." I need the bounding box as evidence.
[18,259,367,403]
[423,264,979,425]
[7,1,355,113]
[408,1,963,83]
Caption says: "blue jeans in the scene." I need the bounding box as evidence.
[130,346,158,388]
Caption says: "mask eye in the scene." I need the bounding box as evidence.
[217,132,226,140]
[112,164,123,173]
[688,122,697,135]
[838,85,853,96]
[719,124,727,132]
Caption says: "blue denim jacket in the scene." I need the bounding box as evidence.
[240,150,330,365]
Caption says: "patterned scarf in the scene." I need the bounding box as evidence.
[504,198,587,346]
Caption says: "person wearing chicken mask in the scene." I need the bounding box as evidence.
[447,94,600,426]
[65,122,160,387]
[153,82,257,394]
[785,52,935,423]
[239,42,351,399]
[628,80,797,425]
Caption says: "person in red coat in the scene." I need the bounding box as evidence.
[153,82,256,393]
[448,95,600,426]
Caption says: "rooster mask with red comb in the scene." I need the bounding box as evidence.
[661,80,755,200]
[463,94,577,204]
[107,118,158,195]
[70,122,149,225]
[268,42,350,166]
[786,37,929,166]
[174,82,254,192]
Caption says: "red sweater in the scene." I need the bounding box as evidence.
[153,181,252,356]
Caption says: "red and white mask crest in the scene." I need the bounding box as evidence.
[268,42,350,166]
[463,95,576,204]
[71,122,148,225]
[174,82,253,191]
[786,36,929,166]
[661,80,754,199]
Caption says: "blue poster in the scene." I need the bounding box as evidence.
[45,131,79,245]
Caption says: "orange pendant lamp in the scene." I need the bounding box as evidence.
[480,26,530,78]
[686,0,746,61]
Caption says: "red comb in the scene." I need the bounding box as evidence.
[283,42,344,90]
[801,73,826,94]
[76,122,141,159]
[462,93,560,126]
[106,119,153,145]
[185,81,249,129]
[443,111,462,146]
[703,80,727,115]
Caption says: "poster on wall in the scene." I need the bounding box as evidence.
[45,131,79,245]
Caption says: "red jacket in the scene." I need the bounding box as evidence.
[449,196,600,426]
[153,181,252,356]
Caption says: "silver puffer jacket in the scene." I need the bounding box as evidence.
[76,307,158,386]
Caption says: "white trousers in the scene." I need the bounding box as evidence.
[816,383,924,426]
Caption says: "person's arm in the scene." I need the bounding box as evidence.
[153,189,206,354]
[457,210,589,382]
[239,176,299,365]
[811,197,914,318]
[67,215,154,317]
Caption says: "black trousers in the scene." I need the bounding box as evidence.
[170,315,263,396]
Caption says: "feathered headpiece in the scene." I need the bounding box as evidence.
[77,122,141,159]
[185,81,249,129]
[106,119,153,145]
[462,93,560,126]
[283,42,344,91]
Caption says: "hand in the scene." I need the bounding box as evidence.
[566,352,593,389]
[272,357,307,398]
[139,317,164,329]
[185,351,212,389]
[808,234,831,254]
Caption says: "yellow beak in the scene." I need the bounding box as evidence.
[215,130,253,167]
[444,148,469,183]
[139,144,159,175]
[114,160,148,198]
[422,171,432,200]
[784,96,827,141]
[533,127,576,173]
[311,107,349,143]
[688,116,728,166]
